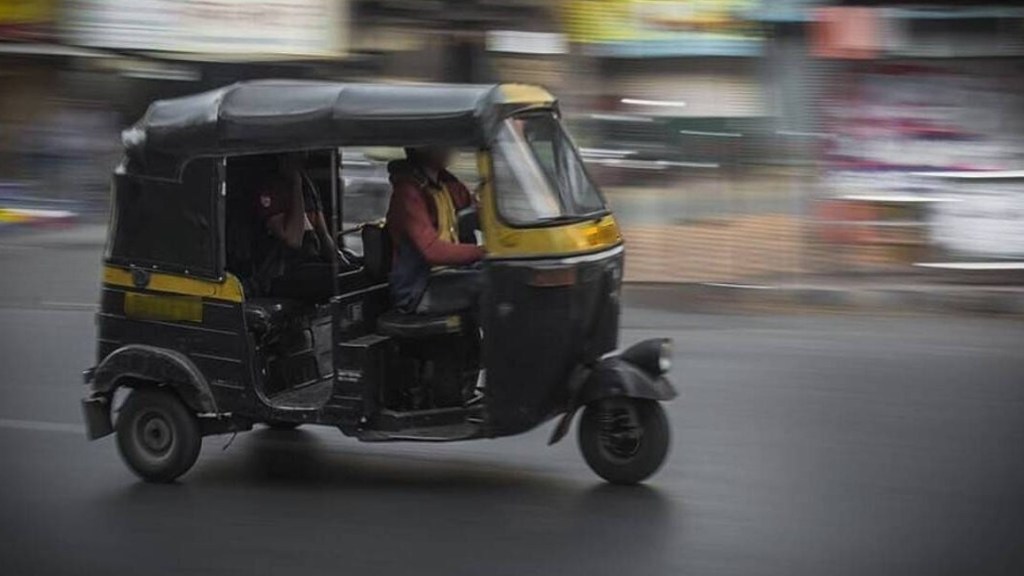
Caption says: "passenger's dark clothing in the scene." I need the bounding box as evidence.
[253,172,332,302]
[267,262,334,303]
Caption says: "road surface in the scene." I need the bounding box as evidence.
[1,228,1022,576]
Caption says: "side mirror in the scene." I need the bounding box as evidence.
[457,207,479,245]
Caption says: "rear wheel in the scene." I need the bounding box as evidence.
[578,397,670,485]
[115,387,202,483]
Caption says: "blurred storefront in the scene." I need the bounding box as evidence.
[0,0,120,214]
[560,1,820,282]
[1,0,1020,279]
[352,0,557,84]
[564,0,767,168]
[812,4,1024,271]
[0,0,59,182]
[63,0,350,119]
[1,0,355,210]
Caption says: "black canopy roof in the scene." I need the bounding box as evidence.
[122,80,556,178]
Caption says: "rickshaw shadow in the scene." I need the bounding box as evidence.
[100,432,680,571]
[184,427,574,493]
[565,483,677,560]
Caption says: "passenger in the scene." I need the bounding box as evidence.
[385,147,484,315]
[254,152,346,303]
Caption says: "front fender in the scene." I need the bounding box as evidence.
[578,357,677,406]
[548,354,676,445]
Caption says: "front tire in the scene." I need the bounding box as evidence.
[578,397,670,485]
[116,387,202,483]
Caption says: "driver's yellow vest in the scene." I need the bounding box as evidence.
[430,182,458,244]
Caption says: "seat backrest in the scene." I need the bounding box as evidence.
[361,222,392,282]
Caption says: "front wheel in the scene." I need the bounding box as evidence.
[578,397,670,485]
[115,387,202,483]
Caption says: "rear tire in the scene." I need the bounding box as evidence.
[115,387,202,483]
[578,397,670,485]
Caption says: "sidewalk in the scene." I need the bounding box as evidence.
[624,277,1024,316]
[3,222,1020,316]
[621,214,806,282]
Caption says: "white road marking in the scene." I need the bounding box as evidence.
[915,262,1024,271]
[0,418,86,435]
[702,282,779,290]
[36,301,97,310]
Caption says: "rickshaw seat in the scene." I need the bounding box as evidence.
[363,219,466,338]
[244,298,306,336]
[361,222,392,283]
[377,310,463,339]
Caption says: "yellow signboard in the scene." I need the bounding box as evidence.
[0,0,55,25]
[565,0,760,44]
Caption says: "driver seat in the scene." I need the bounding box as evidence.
[361,223,466,339]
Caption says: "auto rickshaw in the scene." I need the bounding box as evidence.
[81,80,677,485]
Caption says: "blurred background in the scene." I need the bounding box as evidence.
[1,0,1023,284]
[3,5,1024,576]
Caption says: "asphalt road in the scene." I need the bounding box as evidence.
[1,228,1023,576]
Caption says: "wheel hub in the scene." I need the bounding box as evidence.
[598,404,643,461]
[138,413,173,455]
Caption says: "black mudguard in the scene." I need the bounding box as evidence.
[83,345,217,439]
[548,355,676,445]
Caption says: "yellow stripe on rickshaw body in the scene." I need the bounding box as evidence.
[123,292,204,323]
[476,151,623,259]
[103,265,245,303]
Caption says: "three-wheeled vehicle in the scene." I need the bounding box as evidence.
[81,80,677,485]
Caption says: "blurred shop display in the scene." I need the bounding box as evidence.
[564,1,770,181]
[1,0,1023,284]
[925,172,1024,261]
[813,6,1024,273]
[565,0,762,57]
[66,0,347,58]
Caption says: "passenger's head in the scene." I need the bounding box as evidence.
[404,146,453,171]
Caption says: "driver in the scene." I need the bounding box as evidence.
[254,152,347,303]
[385,146,484,314]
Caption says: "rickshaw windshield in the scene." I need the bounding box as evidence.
[492,112,607,226]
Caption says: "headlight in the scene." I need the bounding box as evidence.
[657,339,672,373]
[621,338,673,376]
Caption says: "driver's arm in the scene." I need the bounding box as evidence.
[392,181,484,266]
[312,211,340,258]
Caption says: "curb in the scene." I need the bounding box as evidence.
[622,282,1024,317]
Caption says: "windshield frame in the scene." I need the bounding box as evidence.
[489,110,609,229]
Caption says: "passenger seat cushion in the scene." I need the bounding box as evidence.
[376,310,463,338]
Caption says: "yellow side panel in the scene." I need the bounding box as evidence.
[124,292,203,323]
[103,266,244,303]
[476,151,622,258]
